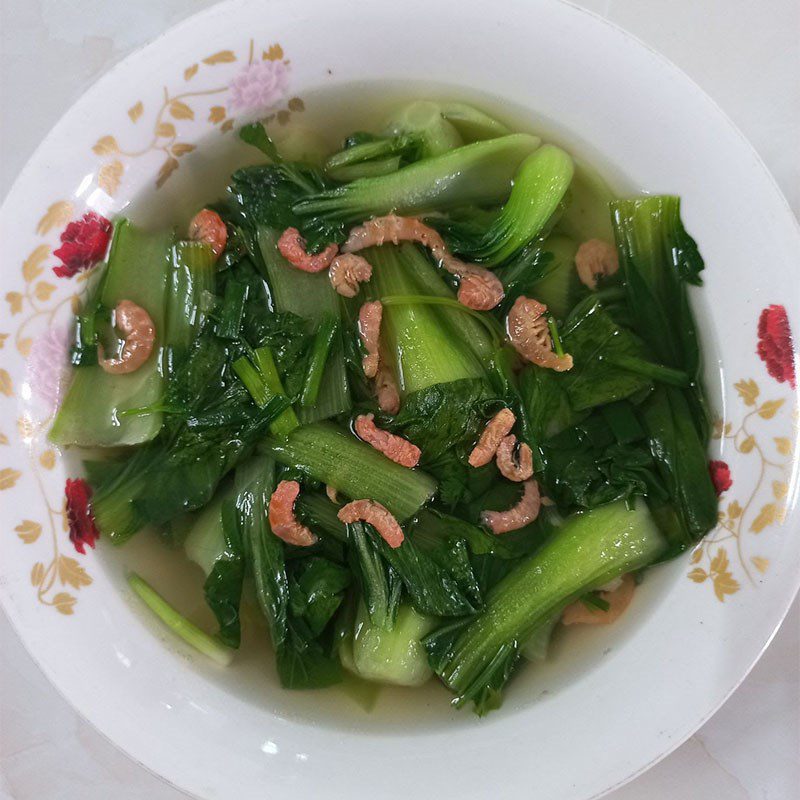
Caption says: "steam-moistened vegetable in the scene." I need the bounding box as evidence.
[55,99,718,715]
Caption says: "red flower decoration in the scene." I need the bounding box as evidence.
[709,460,732,496]
[757,304,796,389]
[52,212,112,278]
[65,478,100,554]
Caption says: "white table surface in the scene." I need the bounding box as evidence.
[1,1,798,798]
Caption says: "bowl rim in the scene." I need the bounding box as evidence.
[1,1,799,799]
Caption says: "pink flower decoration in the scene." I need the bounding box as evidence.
[65,478,100,555]
[757,304,796,389]
[709,460,732,496]
[227,60,289,114]
[52,212,112,278]
[27,325,70,414]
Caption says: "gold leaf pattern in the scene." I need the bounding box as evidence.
[0,432,8,445]
[31,563,45,587]
[775,437,792,455]
[156,157,180,188]
[17,416,35,441]
[34,281,56,302]
[220,118,234,134]
[128,101,144,122]
[0,369,12,397]
[688,567,707,583]
[713,571,740,601]
[758,399,784,419]
[772,480,788,499]
[171,143,196,157]
[156,121,177,138]
[203,50,236,64]
[6,292,23,315]
[57,556,92,590]
[750,503,777,533]
[709,548,729,575]
[751,556,769,574]
[0,468,21,489]
[92,135,119,156]
[735,379,759,406]
[39,450,56,470]
[22,245,49,283]
[727,500,743,519]
[739,435,755,453]
[184,63,199,80]
[208,106,226,123]
[98,160,124,196]
[708,548,739,601]
[52,592,77,615]
[287,97,305,112]
[17,338,32,357]
[690,547,703,564]
[263,43,284,61]
[36,201,74,235]
[0,333,6,349]
[169,100,194,120]
[15,521,42,544]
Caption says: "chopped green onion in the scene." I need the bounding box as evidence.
[300,314,339,407]
[127,572,233,666]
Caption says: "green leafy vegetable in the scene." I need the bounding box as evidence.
[51,220,173,447]
[440,145,575,265]
[183,488,245,647]
[638,386,718,553]
[265,422,437,521]
[235,457,342,689]
[560,303,653,411]
[426,500,667,713]
[294,133,541,221]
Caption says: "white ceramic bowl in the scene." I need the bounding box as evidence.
[1,1,799,798]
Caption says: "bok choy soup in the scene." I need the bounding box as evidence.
[51,87,720,721]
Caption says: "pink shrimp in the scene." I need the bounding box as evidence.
[456,269,505,311]
[342,214,503,310]
[188,208,228,258]
[468,408,516,468]
[375,359,401,415]
[329,253,373,297]
[506,296,573,372]
[575,238,619,290]
[481,479,541,534]
[354,413,421,468]
[98,300,156,375]
[277,227,338,273]
[267,480,318,547]
[562,574,636,625]
[495,434,534,482]
[358,300,382,378]
[338,499,404,549]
